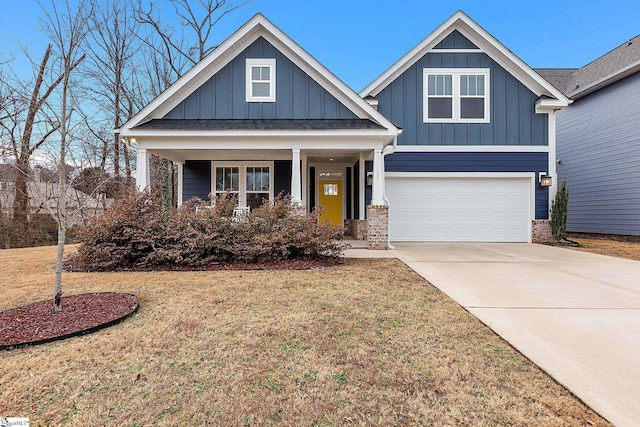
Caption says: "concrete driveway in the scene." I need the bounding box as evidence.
[390,242,640,427]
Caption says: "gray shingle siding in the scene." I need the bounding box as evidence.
[557,71,640,235]
[376,52,548,146]
[165,37,357,120]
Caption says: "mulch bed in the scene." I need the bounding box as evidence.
[0,293,138,350]
[63,257,343,272]
[567,232,640,243]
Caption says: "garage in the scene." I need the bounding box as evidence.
[385,174,533,242]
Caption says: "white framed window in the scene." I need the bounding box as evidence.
[423,68,490,123]
[212,162,273,210]
[246,58,276,102]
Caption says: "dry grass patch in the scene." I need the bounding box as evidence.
[568,237,640,261]
[1,246,610,426]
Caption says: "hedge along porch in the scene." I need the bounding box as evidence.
[118,14,400,250]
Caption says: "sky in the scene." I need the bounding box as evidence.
[1,0,640,91]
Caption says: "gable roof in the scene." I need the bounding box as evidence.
[538,34,640,99]
[360,11,569,109]
[118,14,399,136]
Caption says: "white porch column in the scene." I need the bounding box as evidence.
[291,148,302,204]
[359,152,366,219]
[301,152,308,208]
[176,161,184,207]
[136,148,150,192]
[371,148,385,205]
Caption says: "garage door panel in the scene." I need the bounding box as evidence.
[387,176,531,242]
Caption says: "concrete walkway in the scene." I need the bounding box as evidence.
[382,242,640,426]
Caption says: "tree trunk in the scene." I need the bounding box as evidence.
[12,160,31,247]
[54,226,65,312]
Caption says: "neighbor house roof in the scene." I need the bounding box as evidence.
[537,34,640,99]
[135,119,385,131]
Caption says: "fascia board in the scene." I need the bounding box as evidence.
[120,128,399,138]
[136,137,393,151]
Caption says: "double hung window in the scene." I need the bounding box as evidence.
[214,163,272,210]
[424,69,489,123]
[246,59,276,102]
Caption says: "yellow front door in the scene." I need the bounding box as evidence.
[318,179,343,226]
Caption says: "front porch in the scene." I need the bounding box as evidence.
[134,145,393,250]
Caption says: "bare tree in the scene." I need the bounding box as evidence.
[137,0,250,85]
[38,0,94,312]
[0,46,65,247]
[84,0,143,188]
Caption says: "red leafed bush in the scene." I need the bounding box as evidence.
[65,191,346,271]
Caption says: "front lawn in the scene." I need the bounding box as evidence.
[0,246,609,426]
[567,233,640,262]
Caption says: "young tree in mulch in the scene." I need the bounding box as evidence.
[550,178,570,242]
[65,191,347,272]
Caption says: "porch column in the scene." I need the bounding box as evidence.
[136,148,150,192]
[548,109,558,215]
[371,148,385,205]
[291,148,302,204]
[176,161,184,207]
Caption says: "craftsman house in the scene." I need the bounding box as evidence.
[118,11,569,248]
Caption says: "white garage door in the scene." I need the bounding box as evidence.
[385,175,532,242]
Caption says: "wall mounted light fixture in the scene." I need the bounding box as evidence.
[539,172,552,187]
[366,172,373,186]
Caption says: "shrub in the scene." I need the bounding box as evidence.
[550,179,569,241]
[67,191,346,271]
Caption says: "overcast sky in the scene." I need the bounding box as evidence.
[2,0,639,91]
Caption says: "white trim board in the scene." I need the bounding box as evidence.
[394,145,550,152]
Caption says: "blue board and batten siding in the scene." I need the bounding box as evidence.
[376,53,548,146]
[183,160,212,202]
[165,37,356,120]
[557,71,640,235]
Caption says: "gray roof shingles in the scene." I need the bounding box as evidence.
[536,34,640,98]
[135,118,385,131]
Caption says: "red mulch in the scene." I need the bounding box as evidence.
[0,293,138,349]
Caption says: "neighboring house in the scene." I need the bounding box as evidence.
[119,11,569,248]
[537,35,640,236]
[0,163,110,226]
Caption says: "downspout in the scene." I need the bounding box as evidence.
[382,138,397,250]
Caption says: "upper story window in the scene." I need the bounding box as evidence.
[246,58,276,102]
[423,68,490,123]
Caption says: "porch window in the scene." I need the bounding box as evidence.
[246,58,276,102]
[246,166,270,210]
[213,163,272,209]
[215,166,240,201]
[423,68,489,123]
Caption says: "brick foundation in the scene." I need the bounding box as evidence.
[366,205,389,250]
[532,220,554,244]
[344,219,367,240]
